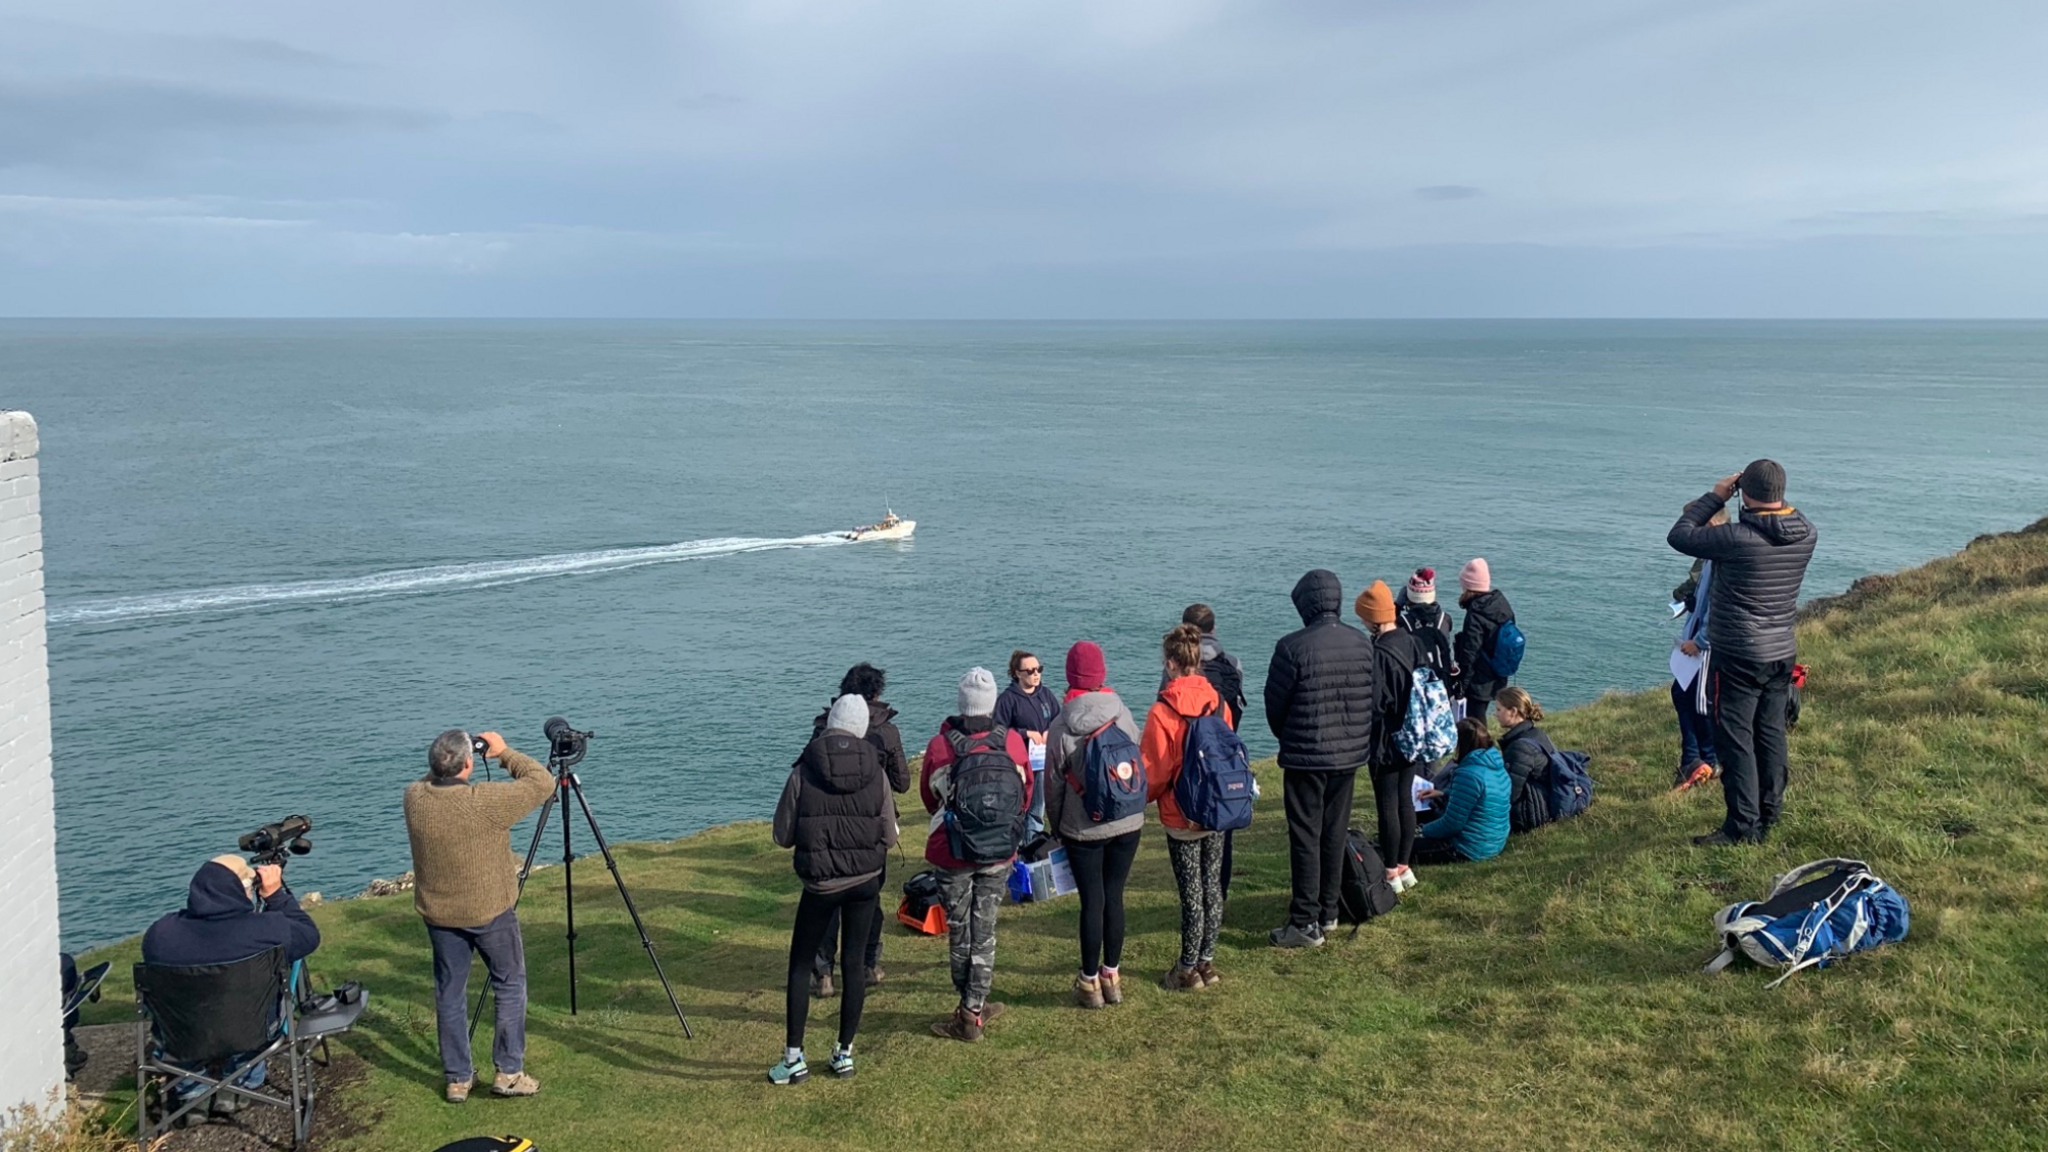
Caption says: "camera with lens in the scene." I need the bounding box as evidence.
[240,815,313,867]
[544,716,592,767]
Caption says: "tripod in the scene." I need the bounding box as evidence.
[469,732,693,1040]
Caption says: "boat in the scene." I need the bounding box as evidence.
[842,509,915,542]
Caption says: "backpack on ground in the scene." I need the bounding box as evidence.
[1393,667,1458,764]
[1489,619,1527,677]
[1167,700,1255,832]
[942,726,1027,864]
[1704,858,1909,987]
[1337,829,1400,932]
[1200,655,1247,730]
[1543,748,1594,819]
[1067,720,1147,824]
[897,869,947,935]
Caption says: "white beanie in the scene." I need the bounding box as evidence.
[958,667,999,717]
[825,693,869,739]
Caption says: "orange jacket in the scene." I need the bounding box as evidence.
[1144,674,1225,832]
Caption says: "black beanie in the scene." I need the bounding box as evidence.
[1739,458,1786,503]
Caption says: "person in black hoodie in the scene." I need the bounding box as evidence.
[1495,686,1557,833]
[1453,558,1515,723]
[1358,580,1423,893]
[1263,569,1374,948]
[808,663,911,998]
[770,694,894,1084]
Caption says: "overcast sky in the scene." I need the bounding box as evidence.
[1,1,2043,317]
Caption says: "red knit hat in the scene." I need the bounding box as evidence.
[1064,641,1107,692]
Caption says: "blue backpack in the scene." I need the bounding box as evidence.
[1543,748,1594,819]
[1705,859,1910,987]
[1068,720,1148,824]
[1489,619,1526,677]
[1168,703,1254,832]
[1393,667,1457,764]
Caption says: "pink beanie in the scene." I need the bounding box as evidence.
[1460,558,1491,593]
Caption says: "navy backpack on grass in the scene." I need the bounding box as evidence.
[1543,748,1594,819]
[1705,858,1909,987]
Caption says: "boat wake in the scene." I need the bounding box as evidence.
[47,533,853,626]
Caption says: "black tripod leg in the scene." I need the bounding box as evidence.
[565,776,695,1039]
[469,790,558,1041]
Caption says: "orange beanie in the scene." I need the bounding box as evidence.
[1354,579,1396,627]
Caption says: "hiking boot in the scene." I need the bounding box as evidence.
[1692,829,1743,847]
[865,966,885,988]
[767,1054,809,1085]
[490,1071,540,1097]
[1268,923,1324,949]
[979,1001,1007,1025]
[1674,762,1715,792]
[932,1006,984,1042]
[810,971,836,999]
[828,1044,855,1077]
[1161,965,1202,992]
[1194,961,1221,988]
[1100,968,1124,1005]
[444,1079,474,1104]
[1073,973,1105,1009]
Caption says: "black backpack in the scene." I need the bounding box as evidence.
[1337,828,1400,932]
[1401,606,1458,682]
[1200,654,1247,730]
[942,726,1027,864]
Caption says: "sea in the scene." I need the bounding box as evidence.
[7,319,2046,949]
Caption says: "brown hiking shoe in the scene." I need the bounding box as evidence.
[1161,965,1202,992]
[931,1006,983,1042]
[865,966,884,988]
[490,1071,540,1097]
[1194,961,1221,988]
[1100,968,1124,1005]
[1073,973,1105,1009]
[979,1001,1007,1024]
[811,971,836,998]
[444,1078,475,1104]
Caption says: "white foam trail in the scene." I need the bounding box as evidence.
[48,533,853,625]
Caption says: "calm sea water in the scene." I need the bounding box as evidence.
[8,320,2047,948]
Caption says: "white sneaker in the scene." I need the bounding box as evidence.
[1394,868,1418,892]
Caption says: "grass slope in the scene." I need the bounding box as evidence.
[84,520,2048,1151]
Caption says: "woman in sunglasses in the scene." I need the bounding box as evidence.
[994,650,1061,840]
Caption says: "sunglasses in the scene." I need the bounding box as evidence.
[1019,666,1043,675]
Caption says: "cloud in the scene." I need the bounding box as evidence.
[1416,185,1484,201]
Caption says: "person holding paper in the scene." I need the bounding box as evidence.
[1669,510,1726,791]
[995,650,1060,840]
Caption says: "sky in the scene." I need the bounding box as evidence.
[1,0,2044,317]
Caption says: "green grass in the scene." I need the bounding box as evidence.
[83,519,2048,1151]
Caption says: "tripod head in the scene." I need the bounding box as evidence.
[543,716,593,770]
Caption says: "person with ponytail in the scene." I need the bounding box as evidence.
[1495,686,1559,833]
[1143,624,1229,991]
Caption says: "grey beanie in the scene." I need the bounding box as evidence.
[825,693,869,740]
[957,667,998,717]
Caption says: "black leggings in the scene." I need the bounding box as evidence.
[1064,831,1140,976]
[785,877,882,1049]
[1370,764,1418,869]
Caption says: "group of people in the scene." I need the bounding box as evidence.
[134,460,1817,1105]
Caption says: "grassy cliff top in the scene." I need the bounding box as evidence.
[84,520,2048,1151]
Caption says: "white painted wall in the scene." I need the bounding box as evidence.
[0,411,62,1113]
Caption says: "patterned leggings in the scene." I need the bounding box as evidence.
[1166,834,1225,969]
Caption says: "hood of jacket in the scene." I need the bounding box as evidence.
[1461,746,1507,776]
[803,732,879,795]
[1291,569,1343,624]
[184,861,256,920]
[1398,600,1447,631]
[1744,506,1815,547]
[1462,589,1511,625]
[1058,688,1127,733]
[1157,674,1221,718]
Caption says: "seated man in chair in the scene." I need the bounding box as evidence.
[142,855,321,1109]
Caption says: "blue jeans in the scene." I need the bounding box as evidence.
[428,909,527,1083]
[1672,678,1717,769]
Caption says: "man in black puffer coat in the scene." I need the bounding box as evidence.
[1668,459,1817,847]
[1263,569,1375,947]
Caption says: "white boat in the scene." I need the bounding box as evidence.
[842,510,915,542]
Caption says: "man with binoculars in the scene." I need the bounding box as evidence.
[404,728,555,1104]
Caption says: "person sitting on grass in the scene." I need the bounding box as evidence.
[1412,719,1509,864]
[769,694,894,1084]
[1495,686,1558,834]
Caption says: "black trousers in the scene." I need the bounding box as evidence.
[1065,830,1141,975]
[1282,768,1357,928]
[1711,653,1794,840]
[1369,763,1418,869]
[811,892,885,979]
[785,877,882,1049]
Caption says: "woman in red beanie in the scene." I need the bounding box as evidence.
[1042,640,1145,1009]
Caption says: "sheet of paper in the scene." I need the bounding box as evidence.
[1410,774,1434,812]
[1670,599,1689,619]
[1028,741,1046,772]
[1669,646,1704,689]
[1047,846,1078,896]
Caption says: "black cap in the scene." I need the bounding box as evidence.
[1739,458,1786,503]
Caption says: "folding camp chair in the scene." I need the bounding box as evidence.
[134,946,368,1151]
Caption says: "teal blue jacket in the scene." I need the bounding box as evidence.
[1418,747,1509,861]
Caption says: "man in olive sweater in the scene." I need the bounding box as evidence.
[404,728,555,1103]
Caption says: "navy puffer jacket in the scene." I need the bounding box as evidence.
[1264,570,1376,772]
[141,862,320,968]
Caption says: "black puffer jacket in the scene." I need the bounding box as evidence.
[1264,569,1375,772]
[776,732,892,890]
[811,699,911,794]
[1667,494,1818,664]
[1454,590,1515,704]
[1370,628,1420,767]
[1500,719,1556,833]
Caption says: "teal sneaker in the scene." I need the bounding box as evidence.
[828,1044,855,1078]
[768,1055,809,1085]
